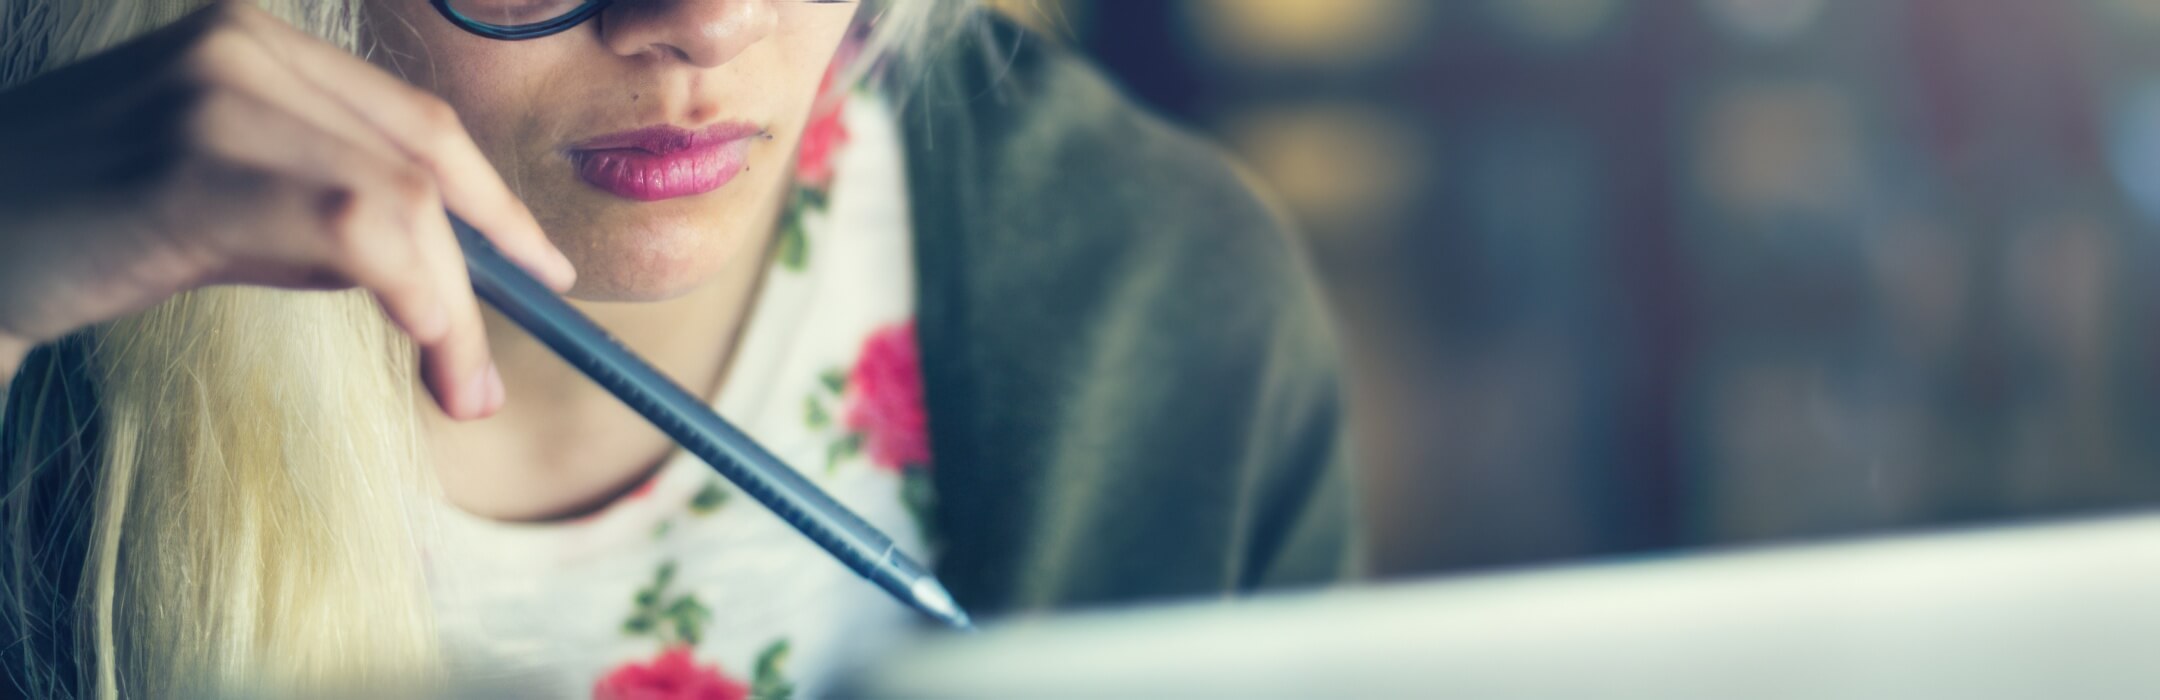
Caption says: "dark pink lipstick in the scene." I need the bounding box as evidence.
[566,122,760,202]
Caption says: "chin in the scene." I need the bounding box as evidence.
[531,163,791,299]
[557,217,739,302]
[564,256,729,302]
[566,274,700,302]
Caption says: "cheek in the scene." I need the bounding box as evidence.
[426,50,600,216]
[363,6,573,168]
[430,53,571,151]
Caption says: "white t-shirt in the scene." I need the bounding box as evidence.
[426,89,934,700]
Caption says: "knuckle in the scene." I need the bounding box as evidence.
[179,2,243,38]
[173,86,238,148]
[200,1,266,33]
[312,184,368,249]
[389,164,439,207]
[409,92,468,154]
[412,92,461,133]
[378,164,442,230]
[199,0,251,22]
[177,24,251,82]
[317,162,434,257]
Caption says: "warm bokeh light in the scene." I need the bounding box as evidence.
[1059,0,2160,577]
[1185,0,1427,66]
[1219,102,1429,240]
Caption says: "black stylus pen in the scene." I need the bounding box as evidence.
[447,212,972,630]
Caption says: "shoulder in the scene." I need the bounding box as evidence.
[899,16,1326,359]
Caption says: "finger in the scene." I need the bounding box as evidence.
[185,22,466,363]
[183,15,409,177]
[181,178,448,348]
[187,20,534,419]
[179,87,497,418]
[224,4,578,292]
[319,167,498,421]
[190,160,452,366]
[410,200,506,421]
[178,87,429,310]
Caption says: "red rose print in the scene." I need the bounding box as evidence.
[794,52,855,190]
[795,105,849,189]
[593,646,748,700]
[844,321,932,471]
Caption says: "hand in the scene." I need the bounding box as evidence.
[0,1,576,419]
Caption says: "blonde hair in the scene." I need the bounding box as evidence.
[0,1,978,697]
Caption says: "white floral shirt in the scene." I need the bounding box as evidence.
[426,81,936,700]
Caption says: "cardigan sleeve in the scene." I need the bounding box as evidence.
[901,17,1365,616]
[1244,287,1368,591]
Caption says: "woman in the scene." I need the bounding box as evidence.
[0,0,1359,696]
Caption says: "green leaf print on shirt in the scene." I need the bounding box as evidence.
[622,560,714,647]
[651,482,728,542]
[689,480,730,516]
[807,366,862,474]
[751,639,796,700]
[774,65,848,275]
[775,201,811,272]
[825,432,864,474]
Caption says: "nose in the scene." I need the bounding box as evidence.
[600,0,776,68]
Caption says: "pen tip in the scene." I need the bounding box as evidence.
[911,578,974,630]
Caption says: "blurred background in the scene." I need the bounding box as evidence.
[989,0,2160,580]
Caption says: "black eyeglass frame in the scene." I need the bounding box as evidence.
[429,0,613,41]
[429,1,856,41]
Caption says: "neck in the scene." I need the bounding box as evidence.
[427,221,779,523]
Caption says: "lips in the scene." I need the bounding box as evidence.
[567,122,762,202]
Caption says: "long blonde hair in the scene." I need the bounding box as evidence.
[0,1,978,697]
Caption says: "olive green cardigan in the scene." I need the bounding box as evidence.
[899,18,1364,616]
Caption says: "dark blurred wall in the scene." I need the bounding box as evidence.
[1003,0,2160,579]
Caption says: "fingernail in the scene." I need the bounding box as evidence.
[535,246,577,291]
[551,252,578,291]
